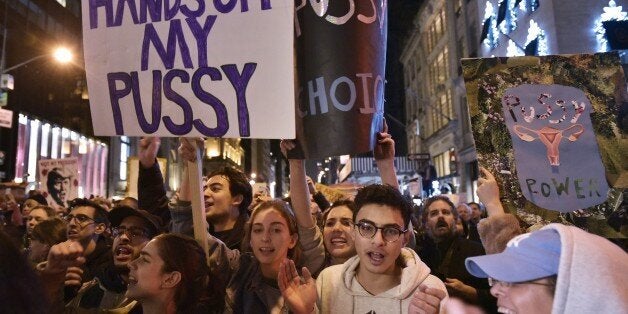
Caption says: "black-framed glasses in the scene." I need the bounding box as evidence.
[111,226,149,241]
[354,221,407,243]
[488,277,555,288]
[63,214,95,226]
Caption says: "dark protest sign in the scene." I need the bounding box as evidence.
[82,1,295,138]
[462,53,627,235]
[294,0,387,159]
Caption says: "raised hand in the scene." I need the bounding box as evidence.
[280,139,299,159]
[305,176,317,195]
[278,259,317,314]
[476,167,504,216]
[408,284,446,314]
[178,138,204,163]
[373,119,395,161]
[44,241,85,275]
[138,137,161,168]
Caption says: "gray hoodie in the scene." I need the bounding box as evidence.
[316,248,447,313]
[545,223,628,314]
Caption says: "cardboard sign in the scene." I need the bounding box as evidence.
[294,0,388,158]
[0,108,12,128]
[462,53,627,235]
[38,157,80,209]
[82,1,295,138]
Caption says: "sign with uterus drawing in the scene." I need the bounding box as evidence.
[500,84,609,212]
[461,53,627,227]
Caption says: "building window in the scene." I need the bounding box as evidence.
[433,148,455,178]
[429,90,452,136]
[423,6,447,55]
[119,136,130,181]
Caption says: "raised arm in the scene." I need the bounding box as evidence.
[137,137,171,226]
[374,120,399,189]
[280,140,313,229]
[476,167,522,254]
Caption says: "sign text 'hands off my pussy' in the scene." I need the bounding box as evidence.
[82,0,294,138]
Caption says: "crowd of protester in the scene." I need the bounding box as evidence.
[0,129,626,314]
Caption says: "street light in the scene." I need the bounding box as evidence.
[2,46,74,74]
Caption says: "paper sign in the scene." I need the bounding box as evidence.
[82,1,295,138]
[462,53,627,232]
[38,157,80,209]
[0,108,12,128]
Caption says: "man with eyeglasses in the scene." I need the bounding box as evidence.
[281,184,447,313]
[415,195,496,313]
[62,198,112,300]
[65,205,162,312]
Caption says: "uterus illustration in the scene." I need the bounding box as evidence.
[503,92,586,167]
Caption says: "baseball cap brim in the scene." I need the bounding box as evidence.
[108,205,161,236]
[466,252,557,283]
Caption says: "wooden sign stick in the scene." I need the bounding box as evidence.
[187,139,210,260]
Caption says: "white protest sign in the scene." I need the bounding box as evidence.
[82,1,295,138]
[0,108,12,128]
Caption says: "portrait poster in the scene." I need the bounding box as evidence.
[38,157,80,209]
[82,1,295,138]
[462,53,627,237]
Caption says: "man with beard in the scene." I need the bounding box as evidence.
[137,137,252,250]
[65,205,162,311]
[416,195,496,312]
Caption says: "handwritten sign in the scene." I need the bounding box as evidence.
[462,53,626,224]
[82,1,295,138]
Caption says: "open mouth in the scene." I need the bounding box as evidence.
[497,307,515,314]
[436,220,449,229]
[67,229,79,238]
[366,251,385,266]
[127,274,138,285]
[258,247,275,255]
[115,246,134,261]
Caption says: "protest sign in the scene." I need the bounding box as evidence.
[294,0,388,158]
[38,157,80,209]
[82,0,295,138]
[462,53,627,236]
[0,108,12,128]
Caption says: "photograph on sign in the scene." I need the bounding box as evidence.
[82,1,295,138]
[38,157,80,209]
[462,53,626,236]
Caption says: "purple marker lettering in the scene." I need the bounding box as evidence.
[186,15,217,68]
[221,63,256,137]
[162,70,193,135]
[89,0,115,29]
[192,67,229,137]
[165,0,181,20]
[130,71,162,133]
[139,0,163,24]
[141,20,193,71]
[180,0,205,18]
[107,72,132,135]
[113,0,140,27]
[214,0,237,13]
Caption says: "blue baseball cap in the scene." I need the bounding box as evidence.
[465,228,561,282]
